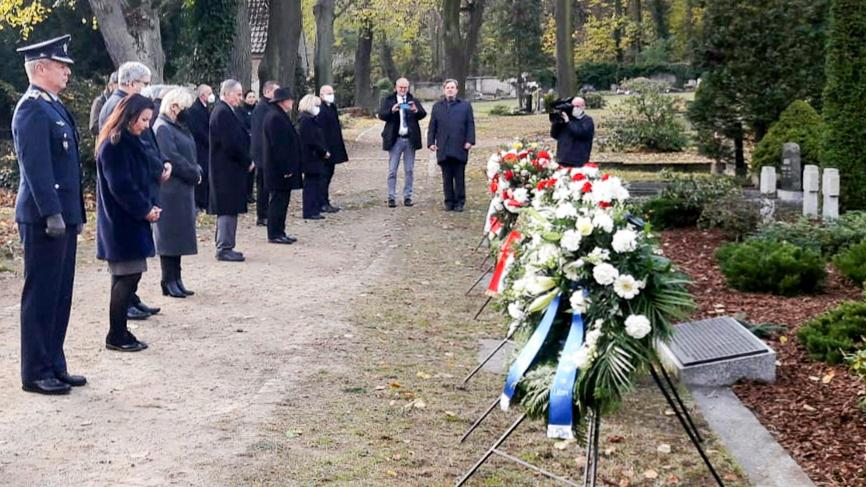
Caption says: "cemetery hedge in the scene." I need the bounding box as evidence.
[750,100,823,175]
[798,301,866,364]
[751,212,866,258]
[640,170,737,229]
[575,62,699,90]
[606,79,688,152]
[715,239,826,296]
[832,239,866,285]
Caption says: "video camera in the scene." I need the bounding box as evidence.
[548,97,574,123]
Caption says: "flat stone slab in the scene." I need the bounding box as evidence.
[690,386,815,487]
[476,339,513,374]
[658,317,776,386]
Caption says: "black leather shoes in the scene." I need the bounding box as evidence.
[321,205,340,213]
[284,235,298,244]
[161,280,186,298]
[22,378,71,395]
[268,236,294,244]
[388,199,397,208]
[176,279,194,296]
[57,372,87,387]
[134,301,160,315]
[216,250,246,262]
[106,340,148,352]
[127,305,150,321]
[304,215,325,220]
[404,198,414,207]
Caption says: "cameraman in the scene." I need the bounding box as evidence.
[550,97,595,167]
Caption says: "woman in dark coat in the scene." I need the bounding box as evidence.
[427,79,476,212]
[261,88,303,242]
[297,95,331,220]
[95,94,162,352]
[317,86,349,213]
[153,88,202,298]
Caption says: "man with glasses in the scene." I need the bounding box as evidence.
[97,61,152,129]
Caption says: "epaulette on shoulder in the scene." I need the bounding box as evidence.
[23,89,51,102]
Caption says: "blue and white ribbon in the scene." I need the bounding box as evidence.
[547,311,586,439]
[500,293,561,411]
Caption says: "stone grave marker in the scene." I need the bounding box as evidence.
[803,165,820,217]
[780,143,801,190]
[822,168,840,221]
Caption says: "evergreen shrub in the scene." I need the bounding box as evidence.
[798,301,866,363]
[715,239,826,295]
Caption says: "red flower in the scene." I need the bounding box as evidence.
[536,181,545,191]
[504,169,514,181]
[538,150,550,160]
[601,174,610,181]
[585,162,598,168]
[599,201,611,209]
[490,180,499,193]
[581,182,593,193]
[572,173,586,181]
[503,153,518,163]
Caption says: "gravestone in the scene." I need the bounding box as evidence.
[803,165,820,218]
[760,167,777,195]
[657,316,776,386]
[822,168,840,221]
[780,143,802,190]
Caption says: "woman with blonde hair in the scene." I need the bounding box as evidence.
[153,87,202,297]
[297,94,330,220]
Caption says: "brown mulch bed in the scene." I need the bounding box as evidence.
[661,228,866,487]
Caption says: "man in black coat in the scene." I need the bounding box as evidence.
[427,79,476,212]
[378,77,426,208]
[318,85,348,213]
[261,88,302,244]
[250,80,278,226]
[208,79,252,262]
[187,84,213,210]
[550,97,595,167]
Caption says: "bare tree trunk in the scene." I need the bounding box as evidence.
[259,0,303,96]
[313,0,336,91]
[613,0,624,63]
[649,0,669,39]
[555,0,575,97]
[379,34,399,82]
[354,22,376,112]
[629,0,643,61]
[229,0,252,90]
[429,11,445,79]
[88,0,166,81]
[442,0,485,98]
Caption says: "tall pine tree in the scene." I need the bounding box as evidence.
[822,0,866,209]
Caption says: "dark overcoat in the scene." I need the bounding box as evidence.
[153,114,200,256]
[427,98,476,164]
[186,100,210,174]
[377,92,426,151]
[250,99,276,163]
[262,106,303,191]
[298,112,329,176]
[208,100,251,215]
[318,102,348,164]
[96,130,156,262]
[551,114,595,167]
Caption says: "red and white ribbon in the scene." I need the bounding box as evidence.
[487,230,523,295]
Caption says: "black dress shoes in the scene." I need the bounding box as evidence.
[216,250,246,262]
[268,235,295,244]
[57,372,87,387]
[321,205,340,213]
[304,215,325,220]
[127,305,150,321]
[134,301,160,315]
[22,378,71,395]
[106,339,148,352]
[284,235,298,244]
[388,199,397,208]
[161,280,186,298]
[176,279,194,296]
[404,198,414,207]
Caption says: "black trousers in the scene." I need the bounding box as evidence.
[19,223,77,383]
[303,174,323,218]
[322,162,336,207]
[267,190,291,239]
[160,255,182,282]
[440,158,466,208]
[109,273,142,344]
[194,174,209,210]
[255,166,268,220]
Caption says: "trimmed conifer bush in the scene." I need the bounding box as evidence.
[715,239,826,295]
[751,100,823,175]
[798,301,866,364]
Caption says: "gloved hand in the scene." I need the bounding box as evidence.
[45,213,66,239]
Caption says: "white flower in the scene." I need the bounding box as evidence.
[613,274,643,300]
[560,230,582,252]
[563,260,584,281]
[586,327,602,347]
[612,229,638,253]
[563,348,591,369]
[533,244,561,266]
[512,187,529,204]
[569,290,589,314]
[555,203,578,219]
[508,302,526,320]
[576,217,594,236]
[486,156,501,178]
[593,263,619,285]
[592,212,614,233]
[586,247,610,264]
[625,315,652,339]
[526,275,556,295]
[521,169,530,177]
[491,196,504,212]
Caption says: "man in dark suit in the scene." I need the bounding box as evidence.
[427,79,476,212]
[250,80,278,226]
[378,77,426,208]
[12,35,87,395]
[550,96,595,167]
[209,79,252,262]
[318,85,348,213]
[261,88,302,244]
[187,84,213,210]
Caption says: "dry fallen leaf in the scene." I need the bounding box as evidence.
[607,434,625,443]
[822,370,836,384]
[779,335,788,344]
[416,371,432,380]
[413,399,426,409]
[386,469,398,477]
[643,469,659,480]
[389,381,402,389]
[657,443,671,454]
[803,404,816,412]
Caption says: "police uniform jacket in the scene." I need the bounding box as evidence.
[153,114,200,256]
[551,114,594,167]
[261,106,302,192]
[427,97,476,164]
[318,102,348,164]
[95,130,156,262]
[298,112,328,176]
[378,92,426,151]
[12,85,85,226]
[208,100,251,215]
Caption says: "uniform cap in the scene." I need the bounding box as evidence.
[16,35,74,65]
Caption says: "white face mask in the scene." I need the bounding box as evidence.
[323,94,335,104]
[311,106,321,117]
[206,93,215,104]
[572,108,584,118]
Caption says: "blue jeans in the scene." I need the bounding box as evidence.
[387,137,415,200]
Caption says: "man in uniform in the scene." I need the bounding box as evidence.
[12,35,87,395]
